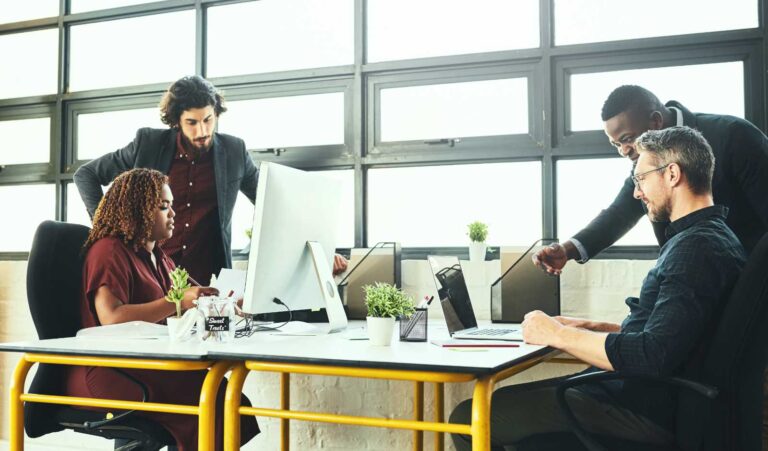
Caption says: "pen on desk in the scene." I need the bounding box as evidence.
[425,295,434,306]
[442,343,519,348]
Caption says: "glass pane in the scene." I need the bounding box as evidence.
[570,62,744,132]
[557,158,655,246]
[367,0,539,62]
[368,162,541,247]
[207,0,353,77]
[69,11,195,91]
[0,1,58,24]
[66,183,92,227]
[315,169,354,248]
[0,29,58,99]
[77,108,162,160]
[555,0,758,46]
[219,93,345,149]
[232,192,255,252]
[232,169,354,251]
[0,184,56,252]
[0,117,50,165]
[70,0,156,13]
[381,78,528,142]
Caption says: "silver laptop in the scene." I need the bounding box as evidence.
[428,256,522,341]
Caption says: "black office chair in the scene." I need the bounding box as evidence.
[25,220,177,451]
[517,231,768,451]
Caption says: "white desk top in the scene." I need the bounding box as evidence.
[0,336,210,361]
[0,321,550,374]
[207,320,550,375]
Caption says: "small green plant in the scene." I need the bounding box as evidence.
[245,228,252,240]
[467,221,489,243]
[165,267,191,318]
[363,282,416,318]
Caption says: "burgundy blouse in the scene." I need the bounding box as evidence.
[80,236,175,328]
[68,236,259,450]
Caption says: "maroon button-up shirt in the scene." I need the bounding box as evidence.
[163,134,224,285]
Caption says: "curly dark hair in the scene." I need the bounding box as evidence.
[601,85,665,122]
[84,168,169,252]
[158,75,227,128]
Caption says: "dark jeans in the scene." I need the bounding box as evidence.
[450,377,674,451]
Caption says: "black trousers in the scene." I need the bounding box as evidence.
[450,377,674,451]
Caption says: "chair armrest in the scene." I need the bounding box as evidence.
[554,371,718,451]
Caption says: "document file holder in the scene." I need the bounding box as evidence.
[490,239,560,323]
[399,308,427,342]
[337,242,402,320]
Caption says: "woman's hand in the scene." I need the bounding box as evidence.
[181,286,219,310]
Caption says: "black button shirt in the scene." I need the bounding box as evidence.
[600,205,746,428]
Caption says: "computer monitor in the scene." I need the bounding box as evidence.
[242,162,347,331]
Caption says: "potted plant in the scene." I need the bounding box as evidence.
[165,267,191,340]
[467,221,489,262]
[363,282,415,346]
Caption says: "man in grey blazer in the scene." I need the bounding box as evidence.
[74,76,255,285]
[75,76,347,286]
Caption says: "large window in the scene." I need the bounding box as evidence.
[367,0,539,62]
[554,0,758,46]
[570,62,745,132]
[207,0,354,77]
[76,107,161,160]
[0,185,56,252]
[221,93,345,149]
[0,117,50,165]
[380,78,528,142]
[69,11,195,92]
[0,29,58,99]
[368,162,542,247]
[0,0,763,258]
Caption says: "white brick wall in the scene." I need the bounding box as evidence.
[0,257,656,450]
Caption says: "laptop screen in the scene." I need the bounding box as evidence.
[428,256,477,334]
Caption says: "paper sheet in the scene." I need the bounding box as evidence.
[213,268,246,300]
[76,321,168,339]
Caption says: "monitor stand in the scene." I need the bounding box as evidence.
[306,241,348,333]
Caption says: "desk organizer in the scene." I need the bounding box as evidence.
[197,296,236,342]
[399,308,428,342]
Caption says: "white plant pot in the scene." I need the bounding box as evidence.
[166,316,184,341]
[366,316,395,346]
[469,241,486,262]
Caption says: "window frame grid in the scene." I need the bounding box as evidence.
[0,0,764,259]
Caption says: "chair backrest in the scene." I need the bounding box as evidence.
[24,220,90,437]
[676,231,768,451]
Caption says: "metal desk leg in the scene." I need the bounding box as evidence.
[199,361,231,451]
[434,382,444,451]
[280,372,290,451]
[470,376,493,451]
[224,363,249,451]
[413,381,424,451]
[10,356,34,451]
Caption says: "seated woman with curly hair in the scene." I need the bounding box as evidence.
[65,168,258,450]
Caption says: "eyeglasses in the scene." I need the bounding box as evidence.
[631,164,670,189]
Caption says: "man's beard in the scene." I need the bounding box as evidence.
[181,133,211,153]
[648,196,672,223]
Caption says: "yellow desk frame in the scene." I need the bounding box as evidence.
[223,351,555,451]
[9,353,229,451]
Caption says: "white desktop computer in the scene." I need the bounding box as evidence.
[242,162,347,332]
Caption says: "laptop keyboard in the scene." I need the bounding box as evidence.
[466,328,517,336]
